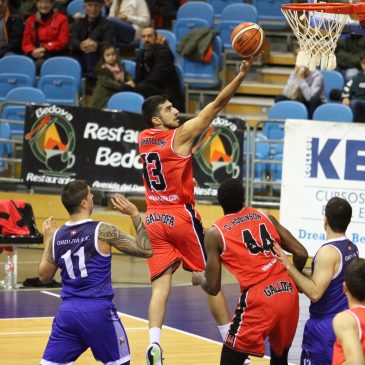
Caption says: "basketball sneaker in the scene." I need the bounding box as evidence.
[146,342,163,365]
[244,358,251,364]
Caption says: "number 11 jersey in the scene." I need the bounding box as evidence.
[53,219,114,300]
[138,128,195,207]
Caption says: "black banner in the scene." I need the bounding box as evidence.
[21,105,244,199]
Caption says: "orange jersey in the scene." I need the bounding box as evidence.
[138,128,195,207]
[214,207,288,291]
[332,306,365,365]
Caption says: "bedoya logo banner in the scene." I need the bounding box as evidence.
[21,105,244,199]
[280,120,365,257]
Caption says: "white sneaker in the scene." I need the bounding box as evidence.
[146,342,163,365]
[244,358,251,364]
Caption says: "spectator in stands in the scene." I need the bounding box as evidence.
[70,0,114,87]
[276,65,325,119]
[107,0,150,44]
[126,26,184,111]
[146,0,178,29]
[18,0,36,22]
[91,44,133,108]
[21,0,69,71]
[0,0,23,58]
[103,0,112,15]
[342,53,365,123]
[336,34,365,81]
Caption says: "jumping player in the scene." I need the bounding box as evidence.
[39,180,152,365]
[275,196,359,365]
[193,178,308,365]
[138,58,258,365]
[332,258,365,365]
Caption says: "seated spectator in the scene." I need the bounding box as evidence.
[342,53,365,123]
[276,65,325,119]
[70,0,114,86]
[146,0,178,29]
[18,0,36,22]
[335,34,365,81]
[108,0,150,44]
[21,0,69,71]
[0,0,23,58]
[126,26,184,111]
[91,44,133,108]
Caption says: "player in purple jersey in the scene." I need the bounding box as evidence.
[274,197,359,365]
[39,180,152,365]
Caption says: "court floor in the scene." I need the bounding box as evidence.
[0,250,309,365]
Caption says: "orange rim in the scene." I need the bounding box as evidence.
[281,2,353,14]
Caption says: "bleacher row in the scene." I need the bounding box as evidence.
[0,0,358,207]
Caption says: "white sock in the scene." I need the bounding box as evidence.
[149,327,161,345]
[218,322,230,341]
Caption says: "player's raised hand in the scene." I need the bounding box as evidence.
[42,217,57,242]
[111,193,139,218]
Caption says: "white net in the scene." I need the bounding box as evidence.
[282,6,350,70]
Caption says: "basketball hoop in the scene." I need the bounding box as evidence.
[281,2,358,71]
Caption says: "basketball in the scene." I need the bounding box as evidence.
[230,22,265,58]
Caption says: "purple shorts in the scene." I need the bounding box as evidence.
[41,298,130,364]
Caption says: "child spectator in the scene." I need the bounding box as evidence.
[21,0,69,70]
[91,44,133,108]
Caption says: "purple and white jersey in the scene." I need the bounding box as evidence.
[309,236,359,318]
[52,219,114,300]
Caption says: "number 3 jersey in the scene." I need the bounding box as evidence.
[52,219,114,300]
[214,207,289,291]
[138,128,195,207]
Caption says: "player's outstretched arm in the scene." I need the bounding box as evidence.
[333,311,365,365]
[39,217,58,283]
[175,56,258,150]
[99,194,152,258]
[267,213,308,272]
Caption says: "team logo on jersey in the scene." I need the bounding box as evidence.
[25,106,76,177]
[193,122,240,187]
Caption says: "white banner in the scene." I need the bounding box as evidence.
[280,120,365,257]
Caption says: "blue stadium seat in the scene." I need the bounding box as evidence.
[157,29,177,57]
[38,57,83,106]
[218,3,258,52]
[251,0,288,30]
[320,70,344,101]
[268,100,308,120]
[173,2,214,41]
[2,87,46,136]
[123,60,136,80]
[0,122,12,172]
[312,103,353,122]
[67,0,106,17]
[0,55,36,101]
[107,91,144,113]
[208,0,244,20]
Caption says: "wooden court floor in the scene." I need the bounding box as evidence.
[0,248,307,365]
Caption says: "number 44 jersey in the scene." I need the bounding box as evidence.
[214,207,290,291]
[53,219,114,300]
[138,128,195,207]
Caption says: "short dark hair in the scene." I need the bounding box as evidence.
[325,197,352,233]
[142,95,168,127]
[61,180,89,215]
[217,178,244,214]
[345,258,365,301]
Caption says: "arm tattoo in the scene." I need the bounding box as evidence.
[98,220,152,258]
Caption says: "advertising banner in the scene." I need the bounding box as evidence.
[21,105,244,199]
[280,120,365,257]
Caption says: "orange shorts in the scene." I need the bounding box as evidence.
[145,204,206,280]
[224,275,299,357]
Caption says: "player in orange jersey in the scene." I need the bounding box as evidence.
[138,58,259,365]
[332,258,365,365]
[193,178,308,365]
